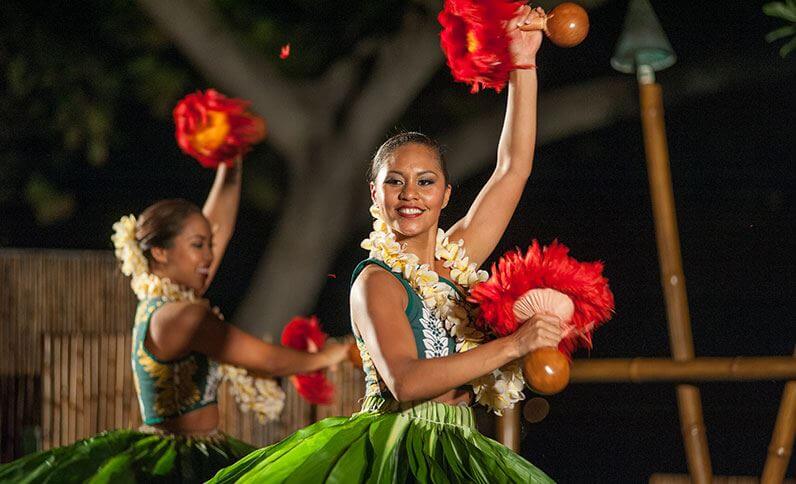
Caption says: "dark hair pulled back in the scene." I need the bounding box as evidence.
[135,199,203,262]
[368,132,448,183]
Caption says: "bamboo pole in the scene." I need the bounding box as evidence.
[570,357,796,382]
[761,350,796,484]
[42,334,52,450]
[496,404,521,452]
[650,474,796,483]
[639,70,712,483]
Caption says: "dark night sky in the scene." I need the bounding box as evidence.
[1,1,794,480]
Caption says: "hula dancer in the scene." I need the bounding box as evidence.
[0,152,349,483]
[209,6,560,483]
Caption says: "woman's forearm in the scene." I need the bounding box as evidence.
[200,159,242,293]
[260,345,331,377]
[496,69,538,176]
[387,337,519,402]
[202,159,242,247]
[193,318,331,377]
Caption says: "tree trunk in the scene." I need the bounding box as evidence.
[234,138,367,335]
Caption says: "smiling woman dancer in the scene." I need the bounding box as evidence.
[209,6,561,484]
[0,157,349,483]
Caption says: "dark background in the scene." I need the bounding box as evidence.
[1,0,793,480]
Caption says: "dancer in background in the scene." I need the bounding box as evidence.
[0,157,348,483]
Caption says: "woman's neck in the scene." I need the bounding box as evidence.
[149,267,196,293]
[395,227,438,266]
[150,265,171,281]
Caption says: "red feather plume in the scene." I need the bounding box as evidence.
[173,89,266,169]
[468,241,614,357]
[280,315,334,405]
[438,0,524,92]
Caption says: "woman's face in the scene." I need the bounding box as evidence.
[151,213,214,291]
[370,143,451,239]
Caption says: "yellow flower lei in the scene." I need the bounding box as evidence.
[112,214,285,423]
[360,205,525,414]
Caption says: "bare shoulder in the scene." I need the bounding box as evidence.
[150,301,209,341]
[351,264,407,307]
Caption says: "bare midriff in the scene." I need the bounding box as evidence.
[153,404,220,436]
[432,387,473,407]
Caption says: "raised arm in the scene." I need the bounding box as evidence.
[446,7,544,265]
[149,302,349,377]
[201,157,242,291]
[351,265,561,402]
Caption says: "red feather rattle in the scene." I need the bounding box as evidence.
[469,241,614,394]
[280,316,335,405]
[173,89,266,168]
[439,0,589,92]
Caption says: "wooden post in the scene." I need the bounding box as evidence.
[639,70,712,483]
[496,404,521,452]
[761,350,796,484]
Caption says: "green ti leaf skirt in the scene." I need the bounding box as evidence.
[208,396,555,483]
[0,428,254,484]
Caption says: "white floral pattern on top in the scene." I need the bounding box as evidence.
[112,214,285,423]
[419,305,450,359]
[360,204,525,415]
[202,360,222,403]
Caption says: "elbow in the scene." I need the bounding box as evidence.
[495,162,532,181]
[390,384,411,402]
[382,360,425,401]
[389,380,420,402]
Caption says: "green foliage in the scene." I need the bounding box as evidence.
[25,174,76,225]
[0,0,195,225]
[764,0,796,57]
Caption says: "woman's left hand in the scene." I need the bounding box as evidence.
[507,5,545,68]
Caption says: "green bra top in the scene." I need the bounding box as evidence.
[350,258,467,399]
[131,297,222,425]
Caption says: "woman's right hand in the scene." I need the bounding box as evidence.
[510,313,563,357]
[318,341,350,368]
[507,5,545,68]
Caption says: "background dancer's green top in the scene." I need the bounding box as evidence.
[351,258,465,399]
[132,297,222,424]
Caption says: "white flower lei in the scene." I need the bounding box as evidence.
[112,214,285,423]
[360,205,525,414]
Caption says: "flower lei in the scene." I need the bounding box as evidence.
[112,214,285,423]
[360,205,525,414]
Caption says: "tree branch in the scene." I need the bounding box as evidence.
[136,0,312,165]
[443,55,794,182]
[339,10,444,156]
[304,38,380,118]
[229,10,447,335]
